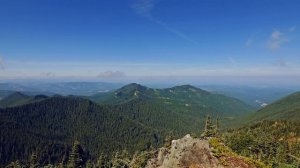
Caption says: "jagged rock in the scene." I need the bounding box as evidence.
[146,134,257,168]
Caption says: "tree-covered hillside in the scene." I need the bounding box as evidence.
[245,91,300,123]
[0,84,258,167]
[0,83,255,166]
[224,120,300,167]
[90,83,255,117]
[0,96,165,166]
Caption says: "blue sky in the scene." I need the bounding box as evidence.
[0,0,300,85]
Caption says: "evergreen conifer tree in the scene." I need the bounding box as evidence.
[67,141,84,168]
[29,152,39,168]
[202,114,215,137]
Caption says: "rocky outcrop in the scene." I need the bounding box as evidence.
[146,134,259,168]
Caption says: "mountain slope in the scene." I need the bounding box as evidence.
[0,92,48,108]
[224,120,300,167]
[90,83,154,104]
[202,85,296,109]
[246,91,300,122]
[90,83,255,117]
[0,96,164,166]
[0,90,14,100]
[0,84,256,166]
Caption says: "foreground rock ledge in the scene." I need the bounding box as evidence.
[146,134,257,168]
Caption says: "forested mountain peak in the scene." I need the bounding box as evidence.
[116,83,149,94]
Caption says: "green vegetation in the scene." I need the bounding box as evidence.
[1,84,300,167]
[209,137,267,168]
[246,92,300,123]
[0,92,48,108]
[201,115,219,137]
[0,96,164,166]
[90,83,255,117]
[4,141,154,168]
[0,84,256,167]
[221,91,300,167]
[223,120,300,167]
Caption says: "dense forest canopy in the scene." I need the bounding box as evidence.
[1,84,300,167]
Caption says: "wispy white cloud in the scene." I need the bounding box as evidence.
[271,30,282,39]
[245,38,253,47]
[289,26,296,32]
[267,29,288,50]
[97,70,125,78]
[132,0,199,45]
[132,0,154,17]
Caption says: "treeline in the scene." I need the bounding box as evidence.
[5,141,154,168]
[223,120,300,167]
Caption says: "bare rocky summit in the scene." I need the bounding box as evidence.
[146,134,259,168]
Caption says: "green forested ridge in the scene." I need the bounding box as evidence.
[2,84,299,167]
[0,96,166,166]
[0,92,49,108]
[90,83,255,116]
[221,92,300,167]
[244,91,300,123]
[0,84,255,166]
[0,95,231,166]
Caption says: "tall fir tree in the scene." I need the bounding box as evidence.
[67,141,84,168]
[29,152,39,168]
[202,114,215,137]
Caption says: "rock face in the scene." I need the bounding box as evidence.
[146,134,256,168]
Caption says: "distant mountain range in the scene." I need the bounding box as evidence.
[0,82,123,96]
[1,82,296,106]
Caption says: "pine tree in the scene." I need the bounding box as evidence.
[29,152,39,168]
[215,116,220,136]
[202,114,215,137]
[67,141,84,168]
